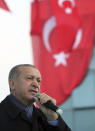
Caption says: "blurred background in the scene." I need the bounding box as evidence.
[60,46,95,131]
[0,0,95,131]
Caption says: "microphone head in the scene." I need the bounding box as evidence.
[56,109,63,115]
[34,93,40,97]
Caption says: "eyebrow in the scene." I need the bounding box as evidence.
[27,75,42,80]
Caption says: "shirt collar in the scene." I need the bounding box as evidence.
[8,94,34,117]
[8,94,26,111]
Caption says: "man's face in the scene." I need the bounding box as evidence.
[11,66,42,105]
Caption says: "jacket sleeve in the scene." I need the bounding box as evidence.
[46,115,71,131]
[36,107,71,131]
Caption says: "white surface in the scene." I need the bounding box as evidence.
[0,0,33,102]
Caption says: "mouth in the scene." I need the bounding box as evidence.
[28,89,38,95]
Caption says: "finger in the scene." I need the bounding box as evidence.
[40,93,56,105]
[38,94,50,104]
[38,93,56,105]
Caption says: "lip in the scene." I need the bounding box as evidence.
[28,89,38,94]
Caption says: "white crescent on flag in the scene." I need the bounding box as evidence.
[58,0,75,14]
[43,16,56,52]
[42,0,82,67]
[58,0,75,7]
[42,16,82,66]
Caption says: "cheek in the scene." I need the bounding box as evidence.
[14,83,26,94]
[15,87,27,99]
[14,81,29,95]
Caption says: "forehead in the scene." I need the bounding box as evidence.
[19,66,41,78]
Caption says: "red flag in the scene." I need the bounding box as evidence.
[75,0,95,15]
[0,0,10,11]
[31,0,95,105]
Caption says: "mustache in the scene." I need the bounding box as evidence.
[28,84,39,93]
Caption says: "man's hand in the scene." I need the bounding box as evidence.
[34,93,59,121]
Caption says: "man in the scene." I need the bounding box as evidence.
[0,64,71,131]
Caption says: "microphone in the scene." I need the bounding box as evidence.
[34,93,63,115]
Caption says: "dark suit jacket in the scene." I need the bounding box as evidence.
[0,96,71,131]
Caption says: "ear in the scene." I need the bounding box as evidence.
[9,80,15,91]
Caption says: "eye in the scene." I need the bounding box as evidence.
[37,79,41,83]
[27,76,34,80]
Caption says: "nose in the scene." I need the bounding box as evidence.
[32,82,38,88]
[31,80,40,89]
[31,82,40,92]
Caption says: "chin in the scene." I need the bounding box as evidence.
[27,96,35,101]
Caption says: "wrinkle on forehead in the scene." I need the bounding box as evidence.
[19,66,41,78]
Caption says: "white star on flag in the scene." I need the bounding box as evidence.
[53,51,70,67]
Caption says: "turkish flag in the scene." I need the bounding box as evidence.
[0,0,10,11]
[31,0,95,105]
[75,0,95,15]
